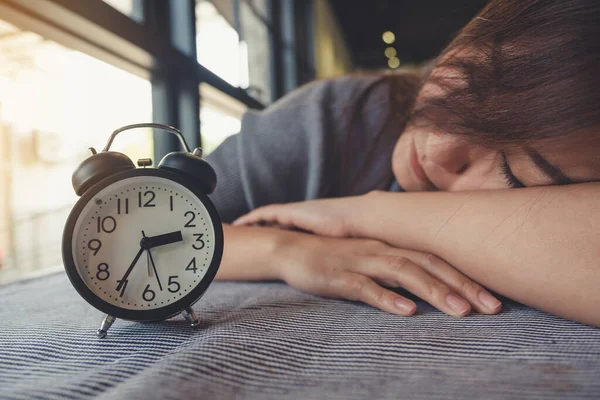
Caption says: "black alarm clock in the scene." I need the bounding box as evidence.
[62,123,223,338]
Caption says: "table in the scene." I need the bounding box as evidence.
[1,272,599,399]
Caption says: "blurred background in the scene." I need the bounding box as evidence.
[0,0,487,283]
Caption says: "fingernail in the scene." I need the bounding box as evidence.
[478,291,502,311]
[446,294,470,315]
[395,298,416,314]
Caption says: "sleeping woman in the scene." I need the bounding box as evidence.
[205,0,600,326]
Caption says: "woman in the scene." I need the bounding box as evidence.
[206,0,600,326]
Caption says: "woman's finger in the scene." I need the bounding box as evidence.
[357,255,472,317]
[366,247,502,315]
[233,205,285,226]
[326,272,417,316]
[412,252,502,315]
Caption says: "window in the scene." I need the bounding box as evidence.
[195,0,271,104]
[102,0,144,23]
[0,19,152,283]
[0,0,315,285]
[196,0,249,88]
[239,0,271,104]
[200,83,246,154]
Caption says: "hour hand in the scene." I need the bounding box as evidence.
[144,231,183,249]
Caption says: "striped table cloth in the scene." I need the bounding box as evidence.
[1,272,599,400]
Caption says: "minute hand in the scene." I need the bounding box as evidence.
[146,231,183,248]
[116,246,145,292]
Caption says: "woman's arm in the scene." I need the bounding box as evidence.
[215,224,283,281]
[234,182,600,325]
[215,224,503,317]
[351,183,600,326]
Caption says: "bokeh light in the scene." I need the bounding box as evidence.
[384,47,397,58]
[382,31,395,44]
[387,56,401,68]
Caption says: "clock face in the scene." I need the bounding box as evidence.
[67,171,220,318]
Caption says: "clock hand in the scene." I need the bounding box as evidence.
[147,250,152,277]
[146,248,163,291]
[142,230,152,277]
[145,231,183,248]
[142,231,163,291]
[115,245,145,292]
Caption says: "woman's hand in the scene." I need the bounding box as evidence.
[274,233,502,317]
[232,196,363,237]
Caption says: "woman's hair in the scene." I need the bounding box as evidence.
[406,0,600,151]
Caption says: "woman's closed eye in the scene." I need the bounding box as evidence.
[500,152,526,189]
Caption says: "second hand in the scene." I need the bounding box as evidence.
[147,249,152,277]
[142,231,163,291]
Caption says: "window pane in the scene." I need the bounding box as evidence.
[196,0,249,88]
[240,0,271,104]
[199,83,246,155]
[0,19,152,284]
[102,0,144,23]
[196,0,271,104]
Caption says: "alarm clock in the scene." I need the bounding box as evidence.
[62,123,223,338]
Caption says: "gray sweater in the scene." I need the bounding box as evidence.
[206,75,407,223]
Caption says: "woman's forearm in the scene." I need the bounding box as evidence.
[351,183,600,326]
[215,224,288,281]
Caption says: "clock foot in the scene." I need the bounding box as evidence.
[182,307,199,328]
[96,314,116,338]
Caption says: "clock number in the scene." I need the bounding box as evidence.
[184,211,196,228]
[185,258,197,273]
[168,276,181,293]
[96,216,117,233]
[87,239,102,256]
[170,196,174,212]
[96,263,110,281]
[192,233,205,250]
[138,191,156,207]
[117,198,129,215]
[116,279,128,297]
[142,284,156,302]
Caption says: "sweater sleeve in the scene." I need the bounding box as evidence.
[205,75,395,223]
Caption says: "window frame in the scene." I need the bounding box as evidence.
[0,0,315,154]
[0,0,316,283]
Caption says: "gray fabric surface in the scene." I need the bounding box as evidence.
[205,75,406,223]
[2,271,600,400]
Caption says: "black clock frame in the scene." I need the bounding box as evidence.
[62,168,224,322]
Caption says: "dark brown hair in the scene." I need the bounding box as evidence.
[407,0,600,151]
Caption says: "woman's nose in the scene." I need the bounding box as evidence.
[424,133,497,191]
[426,133,472,174]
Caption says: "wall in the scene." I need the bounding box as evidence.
[313,0,353,79]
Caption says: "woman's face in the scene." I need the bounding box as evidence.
[392,61,600,192]
[392,123,600,192]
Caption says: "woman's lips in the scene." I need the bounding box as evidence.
[409,139,436,190]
